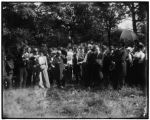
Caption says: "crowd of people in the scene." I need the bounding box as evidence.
[4,41,147,90]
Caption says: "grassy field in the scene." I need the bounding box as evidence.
[3,85,148,118]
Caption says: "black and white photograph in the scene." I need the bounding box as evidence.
[2,1,148,118]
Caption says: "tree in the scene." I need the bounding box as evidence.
[2,2,37,77]
[122,2,148,34]
[34,2,93,46]
[2,2,37,46]
[93,2,126,48]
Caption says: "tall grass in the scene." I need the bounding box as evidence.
[3,86,147,118]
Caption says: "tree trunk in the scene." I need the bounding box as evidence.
[132,12,137,34]
[2,44,7,77]
[131,3,137,34]
[108,30,111,50]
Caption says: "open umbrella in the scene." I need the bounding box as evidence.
[120,29,138,42]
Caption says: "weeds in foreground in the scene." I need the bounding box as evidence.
[3,86,147,118]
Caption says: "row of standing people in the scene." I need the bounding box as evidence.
[13,47,50,89]
[70,42,147,90]
[4,41,147,90]
[7,47,74,89]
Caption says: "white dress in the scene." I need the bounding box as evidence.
[38,56,50,88]
[67,51,73,65]
[134,51,145,63]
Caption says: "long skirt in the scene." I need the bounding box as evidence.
[20,67,27,88]
[39,68,50,89]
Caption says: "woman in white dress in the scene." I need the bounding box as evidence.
[38,50,50,89]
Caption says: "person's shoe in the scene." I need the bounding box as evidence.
[39,84,45,89]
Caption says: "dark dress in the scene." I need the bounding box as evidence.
[102,52,111,87]
[86,51,98,87]
[73,54,81,84]
[111,49,121,89]
[24,53,34,87]
[17,52,28,88]
[133,52,145,88]
[112,48,128,89]
[53,56,61,87]
[126,53,133,86]
[94,52,103,87]
[120,48,128,78]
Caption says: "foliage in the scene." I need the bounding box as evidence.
[2,2,148,49]
[2,3,36,29]
[2,2,37,50]
[121,2,148,34]
[91,2,127,46]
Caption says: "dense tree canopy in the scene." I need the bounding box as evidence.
[2,2,148,50]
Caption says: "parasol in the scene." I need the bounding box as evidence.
[120,29,138,42]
